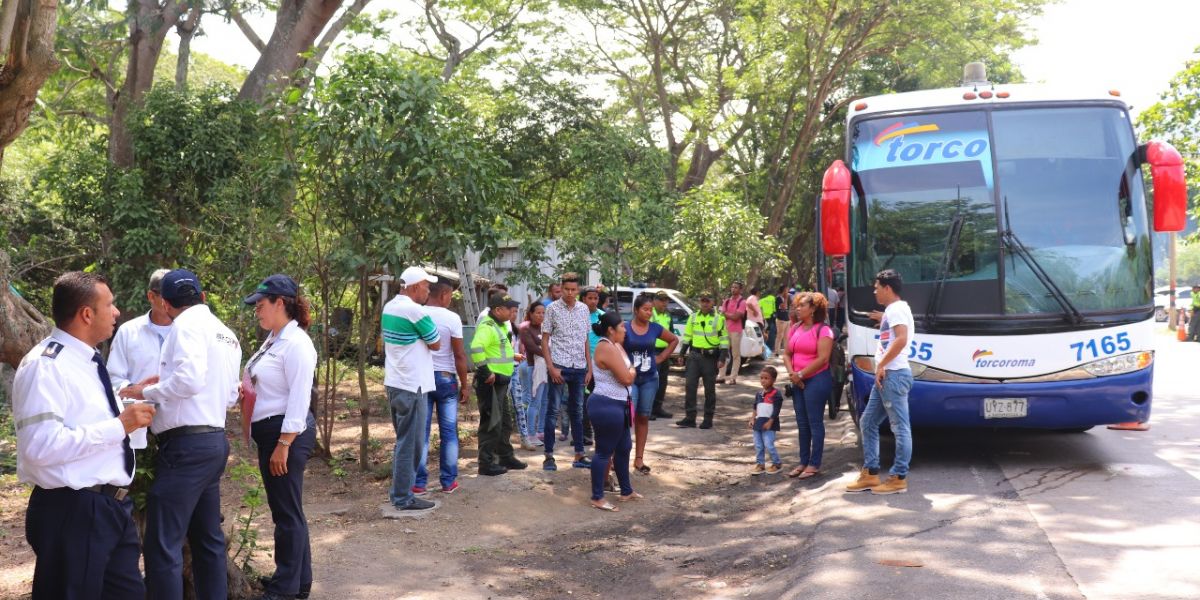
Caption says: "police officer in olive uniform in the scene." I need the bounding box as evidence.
[470,294,528,476]
[13,271,157,599]
[676,292,729,429]
[650,291,674,419]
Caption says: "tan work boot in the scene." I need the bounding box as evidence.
[845,468,881,492]
[751,463,766,475]
[870,475,908,494]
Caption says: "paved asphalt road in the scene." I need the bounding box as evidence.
[750,330,1198,600]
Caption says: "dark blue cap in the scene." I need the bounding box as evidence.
[244,274,299,305]
[160,269,203,302]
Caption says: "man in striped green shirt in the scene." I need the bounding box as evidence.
[382,267,442,516]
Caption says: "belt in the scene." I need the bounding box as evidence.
[35,484,131,501]
[689,347,719,355]
[437,371,456,377]
[84,484,130,501]
[154,425,224,445]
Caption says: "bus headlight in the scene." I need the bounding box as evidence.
[1083,352,1153,377]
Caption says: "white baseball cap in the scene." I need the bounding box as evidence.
[400,266,437,286]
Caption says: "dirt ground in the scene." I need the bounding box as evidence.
[0,357,862,599]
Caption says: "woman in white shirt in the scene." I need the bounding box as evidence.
[243,274,318,600]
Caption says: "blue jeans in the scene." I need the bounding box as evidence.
[753,428,780,465]
[861,368,914,477]
[517,362,547,440]
[587,395,633,500]
[545,365,586,454]
[416,373,460,489]
[630,374,658,416]
[793,369,833,468]
[388,386,429,507]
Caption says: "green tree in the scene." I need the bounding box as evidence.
[663,183,786,296]
[289,50,512,468]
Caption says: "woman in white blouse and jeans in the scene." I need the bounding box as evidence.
[243,274,318,600]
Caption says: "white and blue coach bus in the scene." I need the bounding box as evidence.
[817,63,1187,430]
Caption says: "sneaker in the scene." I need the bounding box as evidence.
[381,498,437,517]
[869,475,908,495]
[411,486,428,496]
[520,438,538,451]
[675,418,697,428]
[751,463,766,475]
[543,456,558,471]
[766,463,782,474]
[401,497,437,510]
[845,468,882,493]
[572,456,593,469]
[441,482,460,494]
[536,433,545,441]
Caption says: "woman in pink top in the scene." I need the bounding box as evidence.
[782,292,834,479]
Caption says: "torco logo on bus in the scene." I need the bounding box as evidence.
[873,121,988,164]
[972,349,1036,368]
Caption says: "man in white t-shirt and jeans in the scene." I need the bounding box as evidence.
[846,269,914,495]
[414,281,470,495]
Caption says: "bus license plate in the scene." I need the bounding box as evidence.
[984,398,1028,419]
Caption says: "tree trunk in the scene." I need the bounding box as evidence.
[0,0,59,171]
[238,0,343,103]
[175,6,202,91]
[109,0,186,167]
[356,267,371,471]
[0,249,51,369]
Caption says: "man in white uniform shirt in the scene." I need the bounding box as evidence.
[106,268,172,449]
[120,269,241,599]
[13,271,156,599]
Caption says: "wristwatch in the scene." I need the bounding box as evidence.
[278,439,292,447]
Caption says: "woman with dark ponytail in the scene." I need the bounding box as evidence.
[587,310,641,511]
[242,274,318,600]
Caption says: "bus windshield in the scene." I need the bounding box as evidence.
[992,107,1151,315]
[848,105,1151,322]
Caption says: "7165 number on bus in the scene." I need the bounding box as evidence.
[1069,333,1130,362]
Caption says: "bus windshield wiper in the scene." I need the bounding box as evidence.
[924,193,965,326]
[1001,196,1085,325]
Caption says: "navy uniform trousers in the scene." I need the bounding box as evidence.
[252,413,317,598]
[26,486,144,599]
[144,430,230,600]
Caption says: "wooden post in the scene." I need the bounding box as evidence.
[1168,232,1178,330]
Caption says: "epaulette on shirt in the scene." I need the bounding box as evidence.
[41,341,64,359]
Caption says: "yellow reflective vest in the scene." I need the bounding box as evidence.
[469,315,515,376]
[683,311,728,350]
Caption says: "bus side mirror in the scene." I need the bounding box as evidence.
[821,160,852,255]
[1141,140,1187,232]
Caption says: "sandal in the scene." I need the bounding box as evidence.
[797,468,821,480]
[634,457,651,475]
[787,466,808,478]
[592,501,619,512]
[617,492,644,502]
